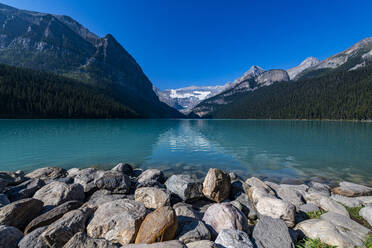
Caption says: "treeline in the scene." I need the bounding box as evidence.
[0,64,138,118]
[206,64,372,120]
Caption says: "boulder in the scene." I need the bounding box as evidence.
[234,193,257,220]
[135,206,178,244]
[0,198,43,230]
[174,203,200,219]
[320,212,370,241]
[230,180,250,198]
[95,171,131,194]
[165,174,203,202]
[356,196,372,205]
[63,232,121,248]
[5,178,45,202]
[41,208,92,248]
[0,194,9,207]
[137,169,165,184]
[333,181,372,197]
[252,216,295,248]
[276,186,305,208]
[25,167,67,182]
[186,240,217,248]
[83,190,128,209]
[33,182,84,211]
[294,219,363,248]
[176,217,210,244]
[135,187,170,209]
[331,193,364,208]
[229,172,238,181]
[0,170,26,189]
[124,240,187,248]
[73,168,105,193]
[359,205,372,227]
[308,182,331,196]
[305,193,349,217]
[111,163,133,176]
[202,168,231,202]
[255,197,296,227]
[279,184,308,198]
[18,227,49,248]
[0,225,23,248]
[202,203,249,236]
[215,229,253,248]
[246,177,274,194]
[298,203,320,213]
[247,186,274,205]
[87,199,147,245]
[25,200,82,234]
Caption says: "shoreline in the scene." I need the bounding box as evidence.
[0,164,371,247]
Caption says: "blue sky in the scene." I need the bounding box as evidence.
[2,0,372,90]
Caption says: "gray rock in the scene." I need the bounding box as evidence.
[135,187,170,209]
[202,168,231,202]
[174,203,200,219]
[111,163,133,176]
[298,203,320,213]
[136,180,166,189]
[359,205,372,227]
[165,174,203,202]
[305,192,349,217]
[356,196,372,205]
[5,178,45,202]
[176,216,211,244]
[308,182,331,197]
[252,216,295,248]
[202,203,249,236]
[95,171,131,194]
[83,190,128,209]
[123,240,187,248]
[247,186,274,205]
[73,168,105,193]
[234,193,257,220]
[333,181,372,197]
[255,197,296,227]
[215,229,253,248]
[18,227,49,248]
[276,186,305,208]
[279,184,309,198]
[41,208,92,248]
[0,225,23,248]
[0,198,43,230]
[33,182,84,211]
[320,212,370,241]
[0,194,10,207]
[25,200,82,234]
[331,193,364,207]
[186,240,218,248]
[87,199,147,245]
[25,167,67,182]
[137,169,165,184]
[0,170,26,189]
[229,172,238,181]
[54,176,74,184]
[63,232,121,248]
[230,180,250,199]
[246,177,274,194]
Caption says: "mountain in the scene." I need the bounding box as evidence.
[0,3,183,118]
[154,84,231,113]
[287,57,319,79]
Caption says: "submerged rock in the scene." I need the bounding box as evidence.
[215,229,253,248]
[165,174,203,202]
[202,168,231,202]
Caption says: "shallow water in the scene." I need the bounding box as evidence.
[0,119,371,185]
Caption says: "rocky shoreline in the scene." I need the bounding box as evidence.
[0,164,371,248]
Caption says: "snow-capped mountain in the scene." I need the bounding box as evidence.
[154,84,231,113]
[287,57,319,79]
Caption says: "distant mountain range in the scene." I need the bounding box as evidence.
[0,3,183,118]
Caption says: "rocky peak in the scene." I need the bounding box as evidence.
[256,69,289,86]
[287,57,319,80]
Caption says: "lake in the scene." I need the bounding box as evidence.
[0,119,371,185]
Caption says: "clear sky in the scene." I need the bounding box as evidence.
[1,0,372,90]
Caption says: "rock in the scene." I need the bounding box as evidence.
[229,172,238,181]
[294,219,363,248]
[298,203,320,213]
[308,182,331,196]
[111,163,133,176]
[191,199,215,214]
[83,190,128,209]
[279,184,308,198]
[186,240,218,248]
[305,193,349,217]
[124,240,187,248]
[19,227,49,248]
[230,180,250,198]
[135,206,178,244]
[174,204,200,219]
[41,208,92,248]
[5,178,45,202]
[67,168,81,177]
[0,194,10,207]
[333,181,372,197]
[320,212,370,241]
[63,232,121,248]
[202,203,249,236]
[135,187,170,209]
[0,170,26,189]
[25,167,67,182]
[202,168,231,203]
[276,186,305,208]
[133,169,143,178]
[356,196,372,205]
[252,216,295,248]
[54,176,74,184]
[25,200,82,234]
[246,177,274,194]
[165,174,203,202]
[87,199,147,245]
[331,194,363,208]
[95,171,131,194]
[359,205,372,227]
[255,197,296,227]
[280,178,304,185]
[137,169,165,184]
[247,186,274,205]
[73,168,105,193]
[215,229,253,248]
[0,198,43,230]
[33,182,84,211]
[234,193,257,220]
[136,180,166,189]
[176,217,210,244]
[0,225,23,248]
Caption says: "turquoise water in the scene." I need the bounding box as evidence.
[0,119,371,185]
